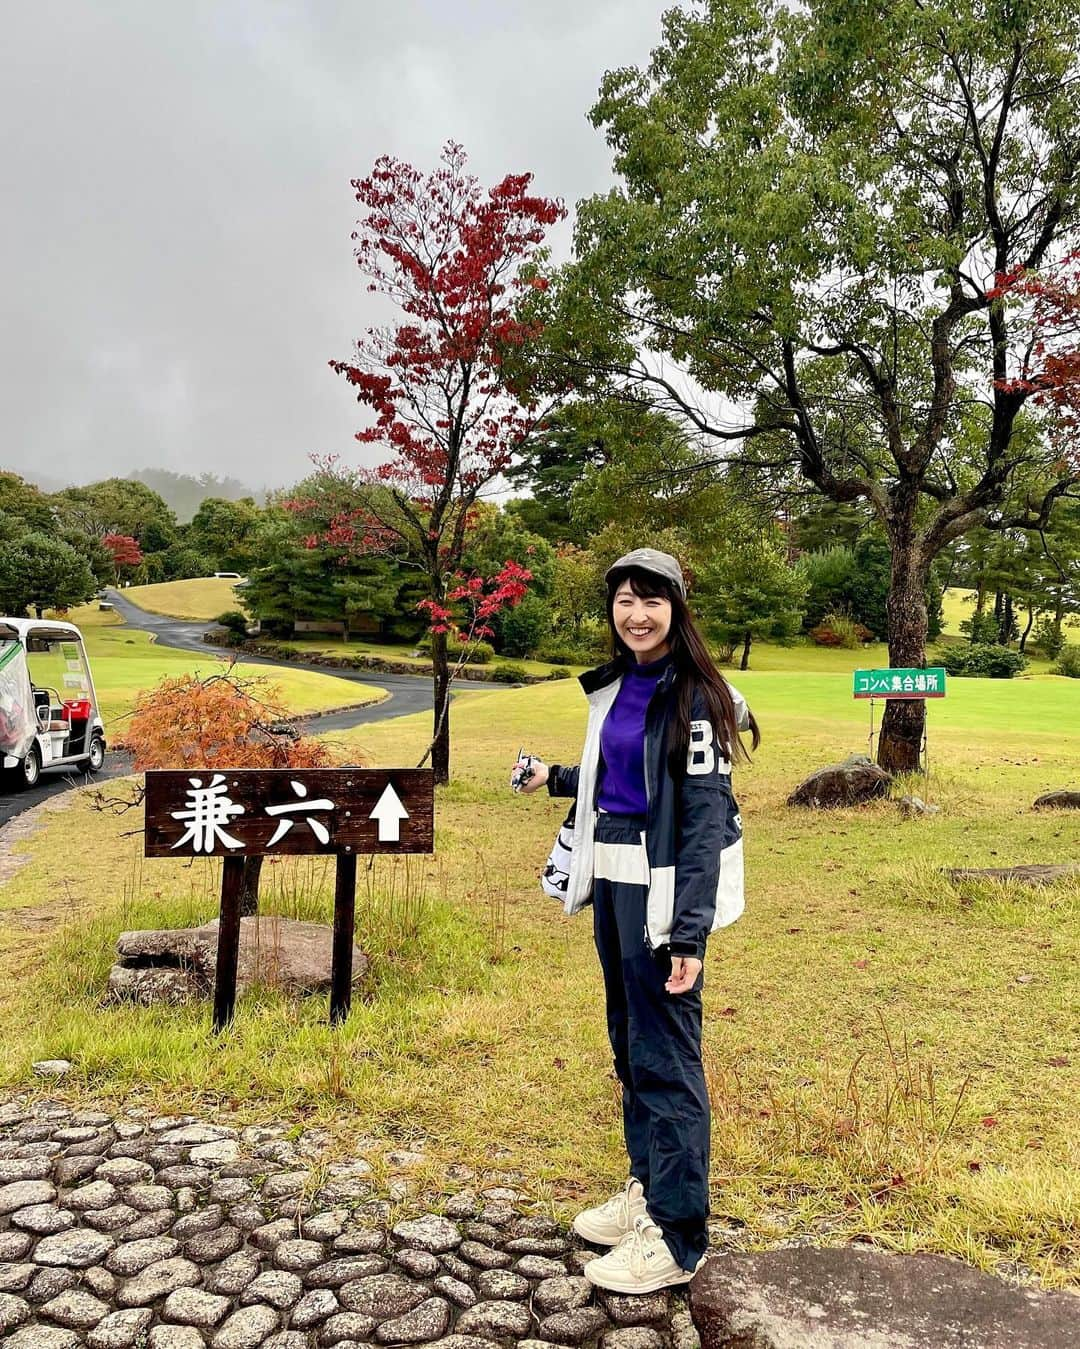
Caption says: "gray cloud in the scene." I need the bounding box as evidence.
[1,0,665,492]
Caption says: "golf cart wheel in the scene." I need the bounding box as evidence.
[20,746,41,789]
[85,736,106,773]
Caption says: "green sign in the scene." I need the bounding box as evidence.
[853,667,946,699]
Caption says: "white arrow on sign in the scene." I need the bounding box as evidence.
[369,782,410,842]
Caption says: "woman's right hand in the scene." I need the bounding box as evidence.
[514,759,549,794]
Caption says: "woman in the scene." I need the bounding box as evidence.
[514,547,758,1295]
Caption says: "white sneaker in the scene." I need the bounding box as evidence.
[583,1214,704,1294]
[571,1177,648,1246]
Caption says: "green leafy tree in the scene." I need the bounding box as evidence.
[51,478,177,550]
[695,530,807,669]
[536,0,1080,771]
[188,497,262,573]
[0,472,54,533]
[0,532,97,617]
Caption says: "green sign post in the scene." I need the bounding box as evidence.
[853,667,946,700]
[853,667,947,774]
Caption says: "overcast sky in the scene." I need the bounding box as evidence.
[1,0,667,493]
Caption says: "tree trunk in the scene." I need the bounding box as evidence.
[1019,606,1035,654]
[239,855,262,917]
[431,629,451,785]
[878,528,928,775]
[974,580,986,619]
[999,593,1014,645]
[740,628,752,670]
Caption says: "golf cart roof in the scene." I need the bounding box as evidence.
[0,617,85,643]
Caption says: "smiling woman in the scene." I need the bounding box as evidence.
[512,546,761,1294]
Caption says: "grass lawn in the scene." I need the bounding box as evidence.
[0,642,1077,1284]
[121,577,243,621]
[58,604,387,727]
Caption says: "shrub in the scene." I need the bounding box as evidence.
[216,610,249,636]
[937,643,1027,678]
[498,593,552,658]
[1033,617,1067,658]
[959,610,999,644]
[417,633,495,664]
[546,667,572,680]
[491,661,530,683]
[1050,645,1080,678]
[809,613,873,648]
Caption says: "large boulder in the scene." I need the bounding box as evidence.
[689,1247,1080,1349]
[108,917,369,1005]
[1033,789,1080,809]
[787,755,893,808]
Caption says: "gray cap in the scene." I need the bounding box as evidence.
[604,548,686,598]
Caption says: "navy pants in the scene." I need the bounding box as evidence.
[591,811,710,1271]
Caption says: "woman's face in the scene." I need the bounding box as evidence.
[612,579,673,664]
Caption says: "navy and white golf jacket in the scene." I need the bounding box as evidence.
[546,658,749,960]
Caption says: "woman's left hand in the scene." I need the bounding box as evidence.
[665,956,702,995]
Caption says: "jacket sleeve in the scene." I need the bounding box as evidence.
[669,692,729,960]
[546,763,580,799]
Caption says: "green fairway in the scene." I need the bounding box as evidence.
[120,576,243,621]
[63,603,385,726]
[1,643,1076,1284]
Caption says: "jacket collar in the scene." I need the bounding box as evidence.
[579,655,678,697]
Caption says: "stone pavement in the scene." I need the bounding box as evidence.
[0,1096,697,1349]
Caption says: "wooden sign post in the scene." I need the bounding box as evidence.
[144,768,434,1031]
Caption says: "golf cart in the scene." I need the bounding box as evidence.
[0,618,107,788]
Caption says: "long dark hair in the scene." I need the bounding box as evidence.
[606,566,761,775]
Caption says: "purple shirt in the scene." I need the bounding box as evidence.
[597,654,672,815]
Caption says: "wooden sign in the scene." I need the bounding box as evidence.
[144,768,434,858]
[143,768,434,1032]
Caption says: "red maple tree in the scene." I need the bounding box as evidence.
[102,532,143,584]
[292,142,565,781]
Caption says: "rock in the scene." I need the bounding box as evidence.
[35,1228,116,1268]
[82,1266,118,1299]
[898,794,941,816]
[396,1246,441,1277]
[0,1229,33,1259]
[459,1239,512,1270]
[271,1237,324,1271]
[440,1252,477,1283]
[0,1264,36,1294]
[174,1203,226,1238]
[339,1272,429,1319]
[533,1277,594,1315]
[539,1308,611,1343]
[689,1247,1080,1349]
[149,1326,207,1349]
[192,1139,241,1166]
[40,1287,111,1326]
[433,1274,476,1307]
[87,1308,154,1348]
[1033,789,1080,809]
[477,1268,530,1300]
[945,862,1080,886]
[107,1235,180,1275]
[444,1190,481,1220]
[375,1295,453,1343]
[213,1304,280,1347]
[96,1158,156,1186]
[291,1287,340,1327]
[0,1291,31,1332]
[11,1202,75,1234]
[57,1155,107,1185]
[430,1339,503,1349]
[479,1202,516,1226]
[185,1225,244,1262]
[505,1235,569,1255]
[32,1060,73,1077]
[787,754,893,808]
[125,1209,177,1239]
[68,1179,121,1211]
[332,1225,385,1253]
[27,1267,78,1302]
[125,1183,174,1211]
[316,1309,379,1344]
[6,1327,82,1348]
[455,1298,533,1339]
[265,1336,310,1349]
[513,1254,568,1280]
[598,1291,670,1326]
[85,1202,138,1232]
[464,1221,503,1244]
[163,1285,232,1326]
[308,1255,394,1289]
[302,1210,348,1242]
[0,1179,56,1212]
[158,1123,237,1145]
[117,1256,202,1306]
[107,965,204,1005]
[110,917,370,1005]
[241,1269,304,1309]
[602,1330,668,1349]
[263,1169,311,1200]
[392,1214,463,1253]
[205,1249,262,1296]
[251,1217,296,1250]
